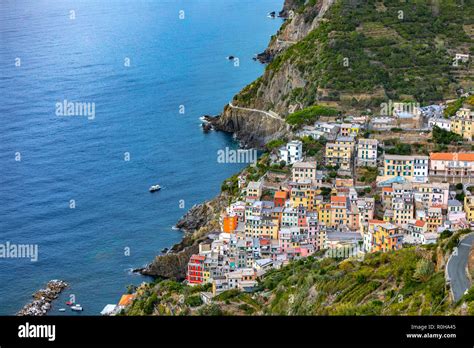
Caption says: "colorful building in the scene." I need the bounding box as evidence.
[325,143,353,171]
[373,223,403,252]
[223,215,238,233]
[292,161,317,182]
[357,138,378,167]
[464,195,474,223]
[381,154,428,183]
[451,108,474,141]
[429,152,474,180]
[273,190,288,207]
[187,254,206,285]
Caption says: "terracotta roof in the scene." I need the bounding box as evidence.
[274,191,288,199]
[118,294,135,306]
[369,219,385,224]
[331,195,347,203]
[382,187,394,192]
[415,220,426,227]
[190,254,206,261]
[430,152,474,161]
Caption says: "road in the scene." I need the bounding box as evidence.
[228,102,283,120]
[447,233,474,302]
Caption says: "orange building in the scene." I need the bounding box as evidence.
[223,215,238,233]
[274,191,288,207]
[429,152,474,178]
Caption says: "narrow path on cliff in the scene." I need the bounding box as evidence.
[228,102,284,121]
[276,39,297,45]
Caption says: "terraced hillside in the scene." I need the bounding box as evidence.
[236,0,474,114]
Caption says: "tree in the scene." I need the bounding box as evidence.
[413,259,435,282]
[432,126,463,145]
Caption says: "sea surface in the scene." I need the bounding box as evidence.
[0,0,283,315]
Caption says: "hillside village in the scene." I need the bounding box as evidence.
[116,0,474,316]
[182,96,474,300]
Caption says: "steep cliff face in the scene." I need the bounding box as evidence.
[139,245,199,280]
[266,0,335,57]
[210,0,335,147]
[207,104,290,148]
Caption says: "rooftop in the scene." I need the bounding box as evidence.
[292,161,317,169]
[430,152,474,162]
[448,199,463,207]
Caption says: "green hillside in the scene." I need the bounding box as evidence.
[236,0,474,113]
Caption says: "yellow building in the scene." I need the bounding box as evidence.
[202,270,210,284]
[340,123,360,137]
[426,207,443,233]
[451,108,474,141]
[464,195,474,222]
[373,223,403,253]
[290,187,308,209]
[289,180,316,210]
[244,217,279,239]
[325,143,352,171]
[392,198,414,226]
[330,195,349,227]
[317,203,332,227]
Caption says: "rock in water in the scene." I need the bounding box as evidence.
[201,122,212,132]
[17,280,68,316]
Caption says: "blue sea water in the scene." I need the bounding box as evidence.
[0,0,283,315]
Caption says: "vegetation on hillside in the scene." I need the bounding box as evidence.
[286,105,339,127]
[444,97,466,117]
[299,135,327,158]
[123,231,474,316]
[431,125,464,145]
[238,0,473,113]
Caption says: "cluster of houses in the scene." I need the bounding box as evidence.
[186,160,368,296]
[186,147,474,297]
[185,100,474,298]
[296,101,474,140]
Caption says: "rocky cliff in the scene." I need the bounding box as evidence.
[206,105,290,148]
[137,191,232,279]
[260,0,335,63]
[209,0,335,148]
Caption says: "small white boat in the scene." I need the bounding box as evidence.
[149,184,161,192]
[58,308,66,312]
[71,304,83,311]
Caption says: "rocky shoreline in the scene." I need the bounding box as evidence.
[135,0,299,280]
[17,280,68,316]
[135,191,232,280]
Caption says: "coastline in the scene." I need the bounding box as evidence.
[135,188,235,279]
[136,1,293,280]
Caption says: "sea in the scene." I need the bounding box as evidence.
[0,0,283,315]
